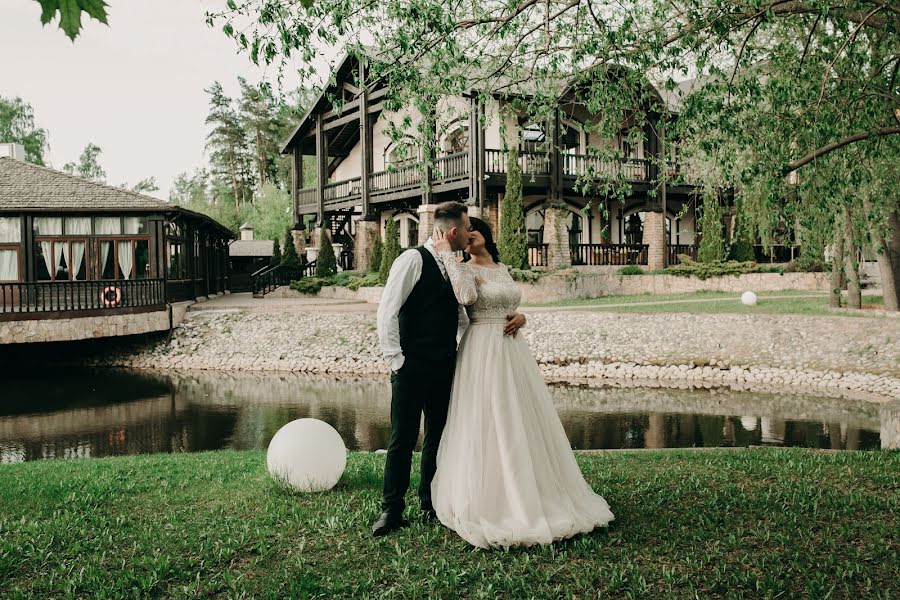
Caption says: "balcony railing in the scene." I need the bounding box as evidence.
[297,148,691,209]
[527,243,548,267]
[668,244,698,265]
[571,244,649,266]
[0,278,166,320]
[251,263,317,297]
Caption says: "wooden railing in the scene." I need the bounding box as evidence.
[571,243,649,266]
[324,177,361,202]
[485,150,551,175]
[370,164,422,192]
[668,244,698,265]
[251,262,317,297]
[297,187,316,207]
[433,151,469,179]
[527,243,548,267]
[562,154,650,181]
[0,278,166,320]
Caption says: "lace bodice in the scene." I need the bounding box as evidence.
[437,253,522,320]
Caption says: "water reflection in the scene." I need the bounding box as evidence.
[0,369,884,463]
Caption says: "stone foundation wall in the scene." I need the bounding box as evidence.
[0,308,175,345]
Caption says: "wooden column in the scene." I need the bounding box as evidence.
[550,108,562,204]
[292,146,303,229]
[468,95,477,203]
[422,97,436,205]
[315,112,327,226]
[359,61,374,220]
[477,98,486,212]
[22,215,34,282]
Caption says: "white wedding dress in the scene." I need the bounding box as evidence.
[431,259,614,548]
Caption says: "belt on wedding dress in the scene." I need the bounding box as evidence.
[468,316,509,325]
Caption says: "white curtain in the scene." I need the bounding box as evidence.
[65,217,91,236]
[40,241,54,278]
[0,217,21,243]
[71,242,86,280]
[0,250,17,281]
[123,217,142,234]
[94,217,121,235]
[118,241,133,280]
[100,242,112,278]
[60,241,70,279]
[34,217,62,236]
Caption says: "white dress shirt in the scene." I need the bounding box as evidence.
[376,238,470,371]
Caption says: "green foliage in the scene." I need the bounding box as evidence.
[368,237,383,273]
[63,143,106,183]
[507,267,543,283]
[618,265,644,276]
[129,177,159,194]
[0,95,49,165]
[379,219,401,284]
[727,240,755,263]
[270,237,282,267]
[697,192,725,264]
[498,148,528,270]
[35,0,109,40]
[664,257,760,280]
[315,229,338,277]
[289,277,324,294]
[280,228,302,268]
[326,272,382,290]
[248,183,292,241]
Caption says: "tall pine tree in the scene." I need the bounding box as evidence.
[379,218,402,284]
[698,191,725,263]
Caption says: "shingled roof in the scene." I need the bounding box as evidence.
[228,239,274,257]
[0,156,170,212]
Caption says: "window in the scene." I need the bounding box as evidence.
[166,219,189,280]
[387,140,418,168]
[520,121,546,153]
[0,217,21,282]
[407,218,419,248]
[445,127,469,154]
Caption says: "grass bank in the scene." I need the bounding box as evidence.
[1,450,897,598]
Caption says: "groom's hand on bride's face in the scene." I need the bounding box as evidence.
[504,312,526,337]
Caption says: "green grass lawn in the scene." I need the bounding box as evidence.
[525,291,887,317]
[1,449,897,599]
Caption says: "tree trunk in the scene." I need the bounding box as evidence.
[829,222,844,308]
[863,199,899,312]
[228,146,239,212]
[256,127,266,190]
[843,204,861,310]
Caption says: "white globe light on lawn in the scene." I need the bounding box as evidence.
[267,418,347,492]
[741,291,758,306]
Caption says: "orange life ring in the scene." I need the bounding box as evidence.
[101,286,121,308]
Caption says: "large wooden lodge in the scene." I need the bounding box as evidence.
[282,53,710,271]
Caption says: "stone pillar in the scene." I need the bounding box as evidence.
[417,203,438,246]
[542,206,572,270]
[881,401,900,450]
[486,195,500,239]
[644,209,666,270]
[467,205,482,220]
[291,229,307,256]
[354,220,380,273]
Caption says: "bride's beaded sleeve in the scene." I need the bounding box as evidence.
[436,251,478,306]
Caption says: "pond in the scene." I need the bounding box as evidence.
[0,369,883,463]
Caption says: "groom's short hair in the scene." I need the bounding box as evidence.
[434,201,468,232]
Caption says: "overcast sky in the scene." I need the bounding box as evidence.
[0,0,330,199]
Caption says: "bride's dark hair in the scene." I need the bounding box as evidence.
[468,216,501,264]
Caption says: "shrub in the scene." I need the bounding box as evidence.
[290,277,324,294]
[727,239,755,262]
[664,256,760,280]
[618,265,644,276]
[508,268,543,283]
[316,229,338,277]
[697,192,725,263]
[368,237,383,273]
[281,228,302,268]
[270,238,282,268]
[379,218,402,284]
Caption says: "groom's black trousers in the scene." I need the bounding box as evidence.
[382,352,455,514]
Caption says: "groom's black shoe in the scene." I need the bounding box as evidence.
[371,511,408,537]
[419,503,438,522]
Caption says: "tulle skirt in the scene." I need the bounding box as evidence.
[431,319,614,548]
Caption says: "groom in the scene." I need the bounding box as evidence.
[371,201,473,536]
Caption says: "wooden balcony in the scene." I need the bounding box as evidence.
[1,278,166,321]
[298,149,693,213]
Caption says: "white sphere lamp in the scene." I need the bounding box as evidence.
[267,418,347,492]
[741,291,758,306]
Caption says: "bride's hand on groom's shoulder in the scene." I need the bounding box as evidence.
[504,312,526,337]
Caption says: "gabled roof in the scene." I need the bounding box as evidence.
[0,157,233,237]
[0,156,172,211]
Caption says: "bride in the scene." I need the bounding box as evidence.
[430,216,614,549]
